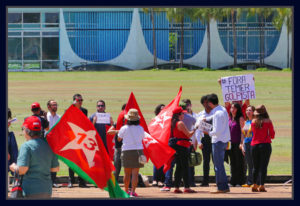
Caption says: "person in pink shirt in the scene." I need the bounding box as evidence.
[250,105,275,192]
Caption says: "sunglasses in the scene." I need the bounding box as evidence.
[97,105,105,107]
[76,99,83,102]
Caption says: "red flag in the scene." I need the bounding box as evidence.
[124,92,149,134]
[105,125,115,161]
[148,86,182,172]
[116,110,126,130]
[143,132,175,169]
[46,105,114,189]
[148,86,182,145]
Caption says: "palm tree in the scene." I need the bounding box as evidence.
[165,8,194,68]
[142,8,164,69]
[272,8,293,68]
[220,8,244,68]
[192,8,222,69]
[247,8,274,67]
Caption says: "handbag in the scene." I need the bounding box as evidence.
[137,150,147,165]
[188,147,202,167]
[10,168,23,198]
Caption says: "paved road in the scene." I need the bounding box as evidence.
[8,183,292,199]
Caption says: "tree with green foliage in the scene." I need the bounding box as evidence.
[192,8,223,69]
[272,8,293,68]
[247,8,275,67]
[142,8,164,69]
[165,8,194,68]
[220,8,245,68]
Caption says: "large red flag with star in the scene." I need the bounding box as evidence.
[46,105,129,198]
[148,86,182,145]
[124,92,175,168]
[148,86,182,172]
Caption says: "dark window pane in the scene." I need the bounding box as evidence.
[24,32,40,36]
[23,38,40,60]
[8,38,22,60]
[42,32,59,36]
[42,61,59,69]
[8,13,22,23]
[23,13,40,23]
[42,38,59,60]
[45,13,59,23]
[8,32,21,36]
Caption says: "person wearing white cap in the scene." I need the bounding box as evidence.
[117,109,145,197]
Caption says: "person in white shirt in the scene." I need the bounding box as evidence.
[118,109,145,197]
[46,100,60,188]
[204,93,231,193]
[195,95,213,187]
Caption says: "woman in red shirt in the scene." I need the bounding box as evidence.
[171,106,197,193]
[251,105,275,192]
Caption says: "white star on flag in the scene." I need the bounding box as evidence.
[150,111,171,128]
[143,132,158,148]
[60,122,99,168]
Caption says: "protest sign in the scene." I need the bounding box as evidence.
[96,113,111,124]
[198,121,213,132]
[221,74,256,102]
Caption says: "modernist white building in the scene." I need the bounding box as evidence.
[7,8,292,71]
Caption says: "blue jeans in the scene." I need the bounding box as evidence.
[212,141,229,191]
[244,142,253,185]
[164,157,176,187]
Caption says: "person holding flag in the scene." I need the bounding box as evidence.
[68,94,89,188]
[118,109,145,197]
[46,103,129,198]
[171,106,197,194]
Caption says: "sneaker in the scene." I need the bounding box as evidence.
[174,189,183,193]
[160,186,171,191]
[131,192,138,197]
[242,184,252,187]
[184,188,197,193]
[235,184,242,187]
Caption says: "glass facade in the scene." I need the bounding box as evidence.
[7,8,285,70]
[8,11,60,70]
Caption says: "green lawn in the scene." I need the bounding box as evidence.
[8,70,292,176]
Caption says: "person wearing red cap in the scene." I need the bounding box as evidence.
[9,116,59,198]
[171,106,197,194]
[29,102,49,139]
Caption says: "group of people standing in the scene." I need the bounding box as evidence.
[8,88,275,198]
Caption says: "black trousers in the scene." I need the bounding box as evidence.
[51,172,57,184]
[229,143,246,185]
[201,135,213,184]
[251,143,272,186]
[69,168,86,185]
[174,145,190,188]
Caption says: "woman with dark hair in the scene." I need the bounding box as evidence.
[118,109,145,197]
[228,103,246,187]
[171,106,197,193]
[8,108,18,191]
[241,105,256,187]
[251,105,275,192]
[152,104,165,187]
[9,116,59,198]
